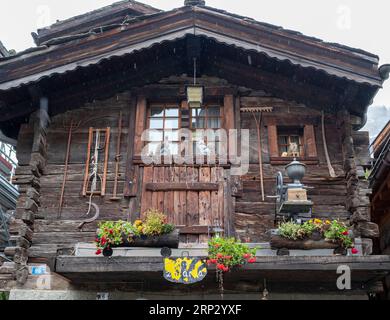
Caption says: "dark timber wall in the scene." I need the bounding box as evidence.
[5,78,374,271]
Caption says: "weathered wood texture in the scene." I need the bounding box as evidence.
[140,165,225,243]
[235,98,350,242]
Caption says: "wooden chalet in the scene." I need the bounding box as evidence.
[1,0,390,299]
[371,121,390,254]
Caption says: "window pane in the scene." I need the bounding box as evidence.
[192,108,205,117]
[150,118,164,129]
[208,118,220,129]
[147,142,160,155]
[207,107,220,117]
[165,118,179,129]
[150,107,164,117]
[278,135,288,145]
[192,118,205,129]
[290,136,300,144]
[148,130,163,141]
[168,143,178,155]
[164,130,179,142]
[165,108,179,117]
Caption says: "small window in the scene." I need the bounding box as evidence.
[277,127,304,158]
[190,105,222,155]
[147,105,180,155]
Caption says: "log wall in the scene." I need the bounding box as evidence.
[234,96,349,242]
[2,79,377,281]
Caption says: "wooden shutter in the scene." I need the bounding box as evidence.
[267,125,279,158]
[223,95,235,131]
[134,96,147,157]
[304,125,318,158]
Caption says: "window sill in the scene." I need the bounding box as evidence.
[270,157,319,165]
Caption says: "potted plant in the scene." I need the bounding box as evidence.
[207,236,258,294]
[95,209,177,257]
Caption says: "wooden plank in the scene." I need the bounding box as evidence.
[82,127,93,196]
[101,127,111,196]
[151,166,159,210]
[186,167,199,243]
[178,225,217,235]
[145,182,219,191]
[157,166,165,212]
[140,166,153,218]
[211,167,220,228]
[199,167,211,242]
[124,98,137,197]
[173,167,181,226]
[134,96,147,157]
[304,125,318,158]
[267,125,279,158]
[163,166,175,223]
[223,94,235,130]
[178,166,187,242]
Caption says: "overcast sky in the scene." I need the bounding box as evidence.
[0,0,389,129]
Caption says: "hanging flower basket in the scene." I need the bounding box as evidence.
[95,210,178,257]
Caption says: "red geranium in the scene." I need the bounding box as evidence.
[351,248,358,254]
[209,259,217,264]
[248,257,256,264]
[217,264,226,271]
[95,249,102,255]
[342,231,349,236]
[216,253,224,259]
[243,253,251,259]
[224,255,232,260]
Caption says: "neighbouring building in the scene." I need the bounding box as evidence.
[0,0,390,299]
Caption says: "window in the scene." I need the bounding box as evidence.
[147,105,180,155]
[190,106,222,155]
[267,124,318,163]
[277,128,304,157]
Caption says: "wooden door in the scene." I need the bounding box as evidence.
[140,165,225,243]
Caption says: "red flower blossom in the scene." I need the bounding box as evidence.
[109,229,114,235]
[217,264,226,271]
[223,266,229,272]
[216,253,224,259]
[243,253,251,259]
[209,259,217,264]
[214,244,221,248]
[95,249,102,255]
[351,248,358,254]
[248,258,256,264]
[224,255,232,260]
[342,231,349,236]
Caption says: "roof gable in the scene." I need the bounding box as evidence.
[32,0,160,46]
[0,5,383,92]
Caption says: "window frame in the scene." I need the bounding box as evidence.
[146,103,181,156]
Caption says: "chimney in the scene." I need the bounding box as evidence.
[184,0,206,6]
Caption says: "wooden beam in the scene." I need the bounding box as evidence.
[145,182,219,192]
[56,255,390,274]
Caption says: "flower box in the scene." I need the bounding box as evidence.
[102,229,179,257]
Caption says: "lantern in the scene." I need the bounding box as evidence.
[186,85,204,109]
